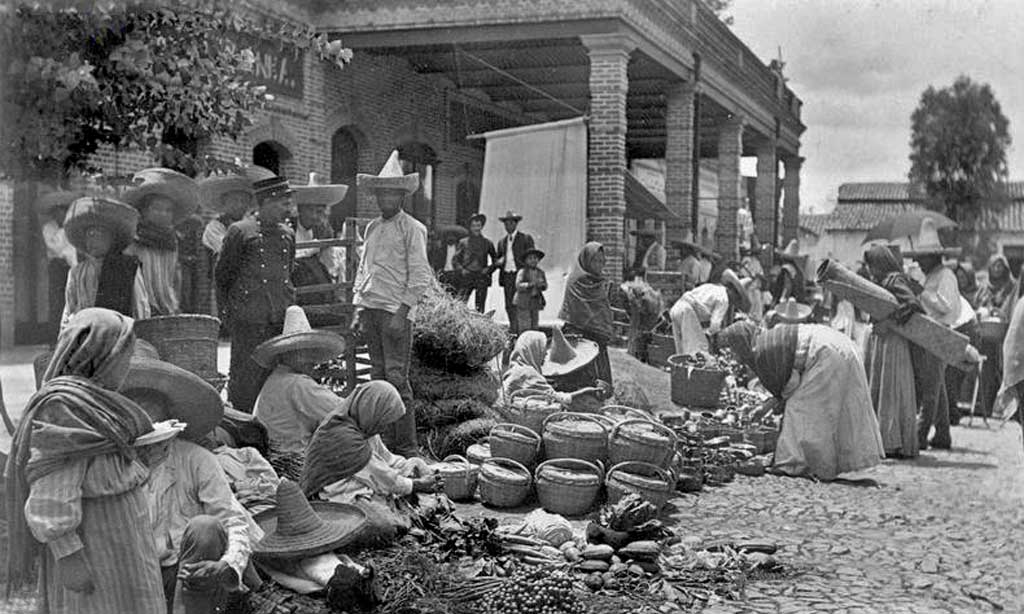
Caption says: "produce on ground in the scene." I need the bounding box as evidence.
[481,568,586,614]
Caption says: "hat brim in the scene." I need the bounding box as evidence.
[64,200,139,252]
[356,173,419,195]
[671,240,712,257]
[498,215,523,222]
[254,501,367,559]
[469,214,487,225]
[294,185,349,207]
[121,358,224,440]
[723,279,751,312]
[904,246,962,258]
[199,176,253,213]
[123,181,200,224]
[133,420,186,447]
[776,306,812,323]
[524,249,545,261]
[542,338,600,377]
[252,331,347,369]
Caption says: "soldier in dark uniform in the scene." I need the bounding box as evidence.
[216,176,296,413]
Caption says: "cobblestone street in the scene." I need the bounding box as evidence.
[669,421,1024,614]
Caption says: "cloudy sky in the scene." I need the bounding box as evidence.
[730,0,1024,212]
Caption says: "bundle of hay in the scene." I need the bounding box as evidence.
[412,280,507,374]
[409,358,500,406]
[409,398,494,430]
[424,417,497,460]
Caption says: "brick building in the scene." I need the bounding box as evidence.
[3,0,804,348]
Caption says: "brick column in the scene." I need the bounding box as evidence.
[754,142,777,247]
[582,34,635,283]
[665,81,695,247]
[714,115,744,260]
[0,182,13,349]
[782,155,803,244]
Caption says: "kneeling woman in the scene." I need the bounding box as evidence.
[503,330,605,408]
[719,321,884,481]
[301,382,443,539]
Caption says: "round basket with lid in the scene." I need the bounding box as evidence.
[608,419,677,468]
[489,423,541,467]
[542,412,611,465]
[434,455,479,501]
[507,388,562,434]
[478,458,532,508]
[534,458,604,516]
[605,461,675,511]
[466,438,492,465]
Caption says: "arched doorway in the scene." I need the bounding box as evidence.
[330,127,360,231]
[455,180,480,227]
[397,142,438,227]
[252,141,290,176]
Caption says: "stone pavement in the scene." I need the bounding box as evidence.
[668,421,1024,614]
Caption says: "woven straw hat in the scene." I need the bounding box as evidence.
[542,325,599,377]
[498,210,523,222]
[294,172,348,208]
[254,479,367,559]
[122,167,200,223]
[198,173,253,213]
[720,269,751,312]
[133,419,187,447]
[64,196,139,252]
[775,298,812,324]
[253,306,347,369]
[121,356,224,440]
[903,218,962,257]
[357,150,419,194]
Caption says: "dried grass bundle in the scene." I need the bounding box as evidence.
[424,417,496,460]
[409,359,500,404]
[410,398,492,430]
[413,280,508,374]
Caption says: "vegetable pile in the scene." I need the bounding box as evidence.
[480,569,585,614]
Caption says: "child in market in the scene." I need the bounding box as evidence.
[513,248,547,333]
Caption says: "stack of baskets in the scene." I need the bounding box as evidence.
[668,354,726,407]
[542,413,610,465]
[133,315,227,391]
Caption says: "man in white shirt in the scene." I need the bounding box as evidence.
[495,211,535,334]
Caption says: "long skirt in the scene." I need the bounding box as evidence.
[43,488,165,614]
[775,325,885,480]
[866,332,919,458]
[668,299,708,356]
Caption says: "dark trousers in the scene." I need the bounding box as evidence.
[228,320,279,413]
[913,345,951,448]
[516,307,540,333]
[978,333,1003,417]
[457,273,490,312]
[161,516,229,614]
[360,308,418,457]
[47,259,69,335]
[945,320,981,419]
[500,272,518,334]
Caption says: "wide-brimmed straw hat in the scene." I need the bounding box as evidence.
[245,165,278,183]
[542,325,600,377]
[254,479,367,559]
[133,419,187,447]
[198,173,253,213]
[122,167,200,223]
[64,196,139,252]
[498,210,523,222]
[720,269,751,312]
[294,172,349,208]
[253,305,347,369]
[121,356,225,440]
[903,218,962,258]
[35,189,82,218]
[436,224,468,240]
[357,150,419,194]
[775,298,812,324]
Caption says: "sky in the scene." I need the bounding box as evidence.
[729,0,1024,213]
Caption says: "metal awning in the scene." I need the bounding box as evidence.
[624,171,678,221]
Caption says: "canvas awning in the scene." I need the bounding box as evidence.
[624,171,678,221]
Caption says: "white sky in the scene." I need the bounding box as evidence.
[729,0,1024,213]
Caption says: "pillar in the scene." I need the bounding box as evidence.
[0,181,14,348]
[714,115,744,260]
[754,142,777,247]
[582,34,635,283]
[664,81,695,246]
[782,155,803,244]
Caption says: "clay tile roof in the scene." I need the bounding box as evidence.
[836,182,917,202]
[799,213,829,237]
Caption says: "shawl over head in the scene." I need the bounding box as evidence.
[502,331,555,396]
[5,308,153,592]
[718,321,798,401]
[864,245,921,314]
[977,254,1017,316]
[559,242,615,343]
[301,381,406,497]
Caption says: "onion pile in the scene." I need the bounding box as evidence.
[481,569,585,614]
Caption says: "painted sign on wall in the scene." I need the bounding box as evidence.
[235,33,305,99]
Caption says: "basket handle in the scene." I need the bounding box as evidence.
[609,419,678,447]
[534,457,605,483]
[509,388,552,401]
[606,461,674,487]
[490,423,542,450]
[482,457,531,479]
[442,454,473,479]
[601,405,654,422]
[542,411,609,433]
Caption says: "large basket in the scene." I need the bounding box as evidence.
[534,458,604,516]
[489,423,542,467]
[668,354,726,407]
[435,454,479,502]
[542,412,611,465]
[478,458,532,508]
[744,425,779,455]
[608,419,677,469]
[507,388,561,434]
[466,438,492,465]
[133,314,221,379]
[605,461,675,511]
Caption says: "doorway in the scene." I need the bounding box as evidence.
[252,141,291,176]
[330,127,360,231]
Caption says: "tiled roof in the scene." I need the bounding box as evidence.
[799,213,829,237]
[816,201,1024,233]
[837,183,916,202]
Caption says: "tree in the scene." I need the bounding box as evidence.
[702,0,734,25]
[0,0,353,182]
[909,75,1011,238]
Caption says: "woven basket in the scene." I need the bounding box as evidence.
[605,461,675,511]
[719,425,745,444]
[600,404,655,424]
[489,423,541,467]
[608,419,677,469]
[133,314,221,378]
[478,457,532,508]
[466,438,492,465]
[507,388,562,434]
[435,454,479,501]
[668,354,726,407]
[534,458,604,516]
[542,412,611,464]
[743,426,779,455]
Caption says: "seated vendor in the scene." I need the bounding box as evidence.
[121,355,264,614]
[503,330,604,407]
[252,305,347,454]
[668,269,750,355]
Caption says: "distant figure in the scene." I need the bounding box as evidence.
[495,210,535,335]
[453,213,497,312]
[513,248,547,333]
[629,228,666,279]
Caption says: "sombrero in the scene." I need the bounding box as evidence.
[122,167,200,223]
[541,325,599,377]
[720,269,751,313]
[498,210,523,222]
[35,189,82,218]
[254,479,367,559]
[524,248,545,261]
[198,173,253,213]
[64,196,139,252]
[245,165,278,183]
[775,298,812,324]
[121,356,225,440]
[294,172,349,208]
[776,240,807,263]
[253,305,347,369]
[133,419,187,447]
[357,150,419,194]
[903,218,962,258]
[435,224,468,240]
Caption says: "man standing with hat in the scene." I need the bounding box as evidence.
[201,166,275,257]
[453,213,497,312]
[629,228,666,279]
[353,151,433,457]
[36,189,81,335]
[495,210,535,334]
[217,175,297,413]
[291,172,349,318]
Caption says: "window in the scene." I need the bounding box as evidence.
[253,141,291,176]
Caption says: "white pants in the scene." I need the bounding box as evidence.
[669,298,709,356]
